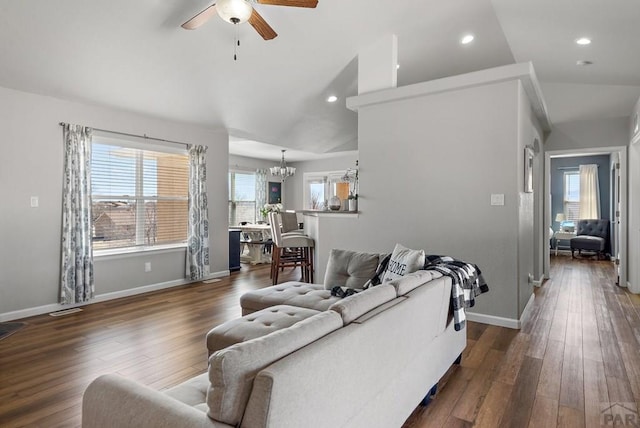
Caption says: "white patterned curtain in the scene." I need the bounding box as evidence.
[60,124,94,304]
[255,168,267,221]
[186,145,210,280]
[579,164,600,219]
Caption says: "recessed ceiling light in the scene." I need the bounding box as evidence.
[461,34,474,45]
[326,95,338,103]
[576,37,591,45]
[576,60,593,66]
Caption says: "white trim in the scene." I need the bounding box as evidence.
[532,274,545,287]
[347,62,551,131]
[544,145,628,289]
[467,293,535,330]
[0,269,229,322]
[94,243,186,259]
[466,312,520,329]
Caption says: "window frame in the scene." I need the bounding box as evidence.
[228,169,257,226]
[91,135,189,255]
[303,170,349,210]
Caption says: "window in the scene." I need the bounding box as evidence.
[563,171,580,221]
[229,171,256,225]
[303,171,350,210]
[91,138,189,251]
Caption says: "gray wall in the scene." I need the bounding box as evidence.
[229,154,280,173]
[545,117,630,151]
[0,86,229,318]
[306,80,539,322]
[517,84,541,315]
[550,155,611,252]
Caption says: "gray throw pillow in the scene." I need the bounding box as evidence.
[323,249,380,290]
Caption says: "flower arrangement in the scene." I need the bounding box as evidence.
[260,203,283,218]
[342,160,359,200]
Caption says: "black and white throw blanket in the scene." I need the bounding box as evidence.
[330,253,488,332]
[423,255,489,331]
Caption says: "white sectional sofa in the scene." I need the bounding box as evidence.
[82,253,466,428]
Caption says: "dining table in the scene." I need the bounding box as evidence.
[238,223,272,265]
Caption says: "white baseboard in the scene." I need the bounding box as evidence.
[532,274,545,287]
[0,270,229,322]
[466,293,535,330]
[466,312,520,329]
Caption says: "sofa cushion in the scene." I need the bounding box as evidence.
[240,282,340,315]
[381,244,426,283]
[389,270,444,296]
[206,305,320,355]
[165,373,209,413]
[329,284,397,324]
[323,249,380,290]
[363,253,392,289]
[206,310,343,426]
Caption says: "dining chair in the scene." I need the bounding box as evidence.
[268,212,315,284]
[280,211,303,234]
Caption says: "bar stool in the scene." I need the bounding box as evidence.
[280,211,303,234]
[268,212,315,284]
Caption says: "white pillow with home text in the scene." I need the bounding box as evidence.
[381,244,425,283]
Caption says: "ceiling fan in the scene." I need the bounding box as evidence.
[181,0,319,41]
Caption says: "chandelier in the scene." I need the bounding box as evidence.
[270,149,296,181]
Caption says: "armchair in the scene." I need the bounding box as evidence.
[570,219,609,259]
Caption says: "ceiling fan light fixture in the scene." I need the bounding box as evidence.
[217,0,253,25]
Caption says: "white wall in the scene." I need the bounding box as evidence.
[0,86,229,319]
[308,80,528,321]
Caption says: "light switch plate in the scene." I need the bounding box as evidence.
[490,194,505,206]
[30,196,39,208]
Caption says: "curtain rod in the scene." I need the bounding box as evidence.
[557,166,579,170]
[58,122,189,147]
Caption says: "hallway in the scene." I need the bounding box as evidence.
[404,255,640,427]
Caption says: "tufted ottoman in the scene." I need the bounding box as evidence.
[206,304,320,355]
[239,282,342,316]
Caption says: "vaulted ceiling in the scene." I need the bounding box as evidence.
[1,0,638,160]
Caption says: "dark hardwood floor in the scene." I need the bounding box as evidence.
[1,256,638,427]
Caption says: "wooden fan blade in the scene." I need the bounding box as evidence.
[256,0,318,8]
[181,4,217,30]
[249,9,278,40]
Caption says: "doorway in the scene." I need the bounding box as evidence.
[543,146,628,287]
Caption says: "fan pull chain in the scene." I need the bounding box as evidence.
[233,22,240,61]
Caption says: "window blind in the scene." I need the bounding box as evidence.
[564,171,580,221]
[92,141,189,251]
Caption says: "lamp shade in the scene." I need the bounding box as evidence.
[216,0,253,24]
[555,213,565,223]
